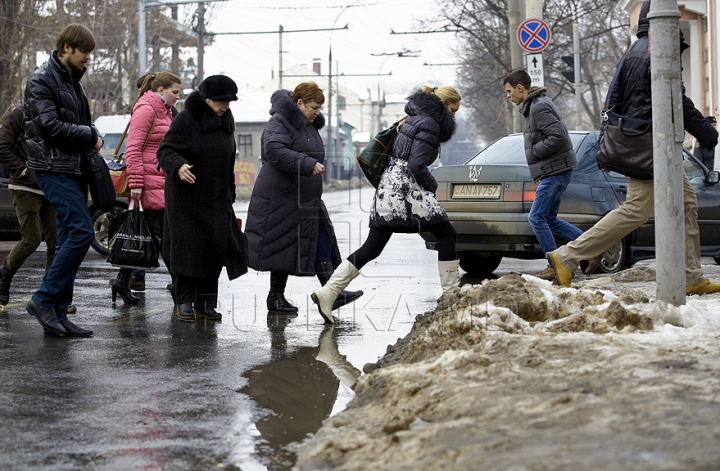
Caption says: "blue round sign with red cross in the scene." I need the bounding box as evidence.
[517,18,551,53]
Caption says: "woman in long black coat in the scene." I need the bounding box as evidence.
[157,75,248,322]
[312,85,462,324]
[245,81,361,314]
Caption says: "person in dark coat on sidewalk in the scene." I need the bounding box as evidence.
[245,82,362,314]
[547,0,720,294]
[157,75,248,322]
[0,106,57,306]
[24,24,102,337]
[312,85,461,324]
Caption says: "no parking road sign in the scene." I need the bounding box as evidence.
[517,18,551,53]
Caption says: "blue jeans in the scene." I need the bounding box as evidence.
[528,172,583,254]
[33,172,94,320]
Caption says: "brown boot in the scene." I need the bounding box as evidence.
[534,265,555,280]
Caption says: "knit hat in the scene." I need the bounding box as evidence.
[198,75,238,101]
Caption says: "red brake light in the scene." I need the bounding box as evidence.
[522,182,537,202]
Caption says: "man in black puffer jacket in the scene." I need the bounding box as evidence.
[547,0,720,294]
[23,24,103,338]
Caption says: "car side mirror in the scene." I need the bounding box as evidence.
[708,171,720,185]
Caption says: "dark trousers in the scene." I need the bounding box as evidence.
[348,222,457,270]
[4,190,57,272]
[33,173,94,320]
[175,275,218,310]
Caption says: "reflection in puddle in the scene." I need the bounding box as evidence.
[241,316,360,469]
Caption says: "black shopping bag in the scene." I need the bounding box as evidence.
[107,200,160,269]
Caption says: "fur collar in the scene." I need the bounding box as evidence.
[404,91,457,143]
[184,91,235,134]
[520,87,548,116]
[269,89,326,131]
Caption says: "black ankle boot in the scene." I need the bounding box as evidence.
[267,272,298,313]
[60,319,93,337]
[175,303,195,322]
[316,260,364,310]
[111,270,140,304]
[27,299,66,336]
[0,266,16,306]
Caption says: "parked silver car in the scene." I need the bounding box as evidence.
[421,131,720,277]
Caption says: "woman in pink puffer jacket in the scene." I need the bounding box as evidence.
[111,72,181,304]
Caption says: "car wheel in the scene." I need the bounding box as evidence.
[91,209,111,256]
[458,252,502,277]
[582,238,627,274]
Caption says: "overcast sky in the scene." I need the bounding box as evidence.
[195,0,460,99]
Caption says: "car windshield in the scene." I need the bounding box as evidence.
[465,133,587,165]
[101,133,125,156]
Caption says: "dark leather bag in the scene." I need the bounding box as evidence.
[595,53,654,180]
[357,116,407,188]
[86,152,116,212]
[596,110,653,180]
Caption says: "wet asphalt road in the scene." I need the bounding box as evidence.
[1,186,507,471]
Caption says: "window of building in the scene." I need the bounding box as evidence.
[237,134,252,159]
[337,95,346,110]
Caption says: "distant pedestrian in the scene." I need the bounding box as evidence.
[157,75,248,322]
[23,24,103,337]
[109,71,181,304]
[311,85,461,324]
[0,106,57,306]
[546,0,720,294]
[245,81,362,315]
[693,116,716,170]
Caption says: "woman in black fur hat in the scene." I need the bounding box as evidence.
[245,81,363,314]
[157,75,248,322]
[312,85,462,324]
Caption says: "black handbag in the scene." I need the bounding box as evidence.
[357,116,407,188]
[86,152,116,211]
[596,54,654,180]
[107,200,160,269]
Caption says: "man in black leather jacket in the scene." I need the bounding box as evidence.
[547,0,720,294]
[23,24,102,337]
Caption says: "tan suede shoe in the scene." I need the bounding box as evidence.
[547,252,574,287]
[686,279,720,295]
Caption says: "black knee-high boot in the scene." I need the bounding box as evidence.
[316,260,364,310]
[267,272,298,313]
[111,268,140,304]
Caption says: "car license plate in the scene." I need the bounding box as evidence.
[452,184,501,199]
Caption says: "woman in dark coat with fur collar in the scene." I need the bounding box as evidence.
[245,82,362,314]
[157,75,248,322]
[312,85,462,324]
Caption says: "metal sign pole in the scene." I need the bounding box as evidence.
[650,0,685,305]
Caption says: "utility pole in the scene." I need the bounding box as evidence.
[278,25,283,89]
[197,2,204,83]
[650,0,685,305]
[508,0,523,133]
[572,22,582,130]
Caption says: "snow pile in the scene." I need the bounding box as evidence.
[296,270,720,471]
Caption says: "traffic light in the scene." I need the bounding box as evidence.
[561,55,578,82]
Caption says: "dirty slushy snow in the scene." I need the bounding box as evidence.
[296,266,720,470]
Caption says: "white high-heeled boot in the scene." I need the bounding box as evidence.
[438,259,460,293]
[311,259,360,324]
